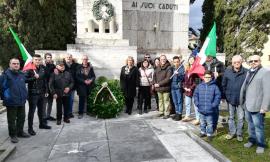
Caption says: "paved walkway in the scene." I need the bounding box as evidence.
[0,103,220,162]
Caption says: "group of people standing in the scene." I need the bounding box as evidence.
[120,53,270,154]
[0,53,96,143]
[1,52,269,154]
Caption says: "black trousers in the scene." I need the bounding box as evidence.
[7,106,25,137]
[138,86,151,111]
[125,96,134,114]
[56,96,70,121]
[154,92,159,110]
[28,94,45,129]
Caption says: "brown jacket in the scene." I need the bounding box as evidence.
[153,62,172,92]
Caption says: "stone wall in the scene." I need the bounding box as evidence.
[122,0,189,56]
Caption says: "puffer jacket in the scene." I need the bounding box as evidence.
[0,69,28,107]
[171,65,185,90]
[194,80,221,115]
[153,62,172,92]
[49,71,74,97]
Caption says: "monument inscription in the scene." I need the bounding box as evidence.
[131,1,179,11]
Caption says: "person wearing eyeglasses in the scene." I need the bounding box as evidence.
[222,55,247,142]
[203,56,225,132]
[239,55,270,154]
[0,58,30,143]
[75,55,96,119]
[194,70,221,141]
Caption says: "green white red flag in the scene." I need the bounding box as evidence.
[188,22,217,79]
[9,27,36,71]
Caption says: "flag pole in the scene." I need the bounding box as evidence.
[170,60,185,79]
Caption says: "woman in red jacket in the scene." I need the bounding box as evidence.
[182,56,200,125]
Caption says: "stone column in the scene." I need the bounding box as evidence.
[88,20,94,33]
[99,20,105,33]
[109,17,115,33]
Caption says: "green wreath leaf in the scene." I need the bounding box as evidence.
[88,77,124,119]
[92,0,114,22]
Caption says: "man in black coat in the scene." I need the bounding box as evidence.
[25,54,51,136]
[75,55,96,119]
[43,53,56,121]
[49,61,74,125]
[63,54,79,118]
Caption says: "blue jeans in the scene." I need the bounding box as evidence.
[245,110,266,148]
[171,89,183,114]
[185,96,200,120]
[228,104,244,136]
[213,108,219,131]
[69,90,75,115]
[200,113,214,136]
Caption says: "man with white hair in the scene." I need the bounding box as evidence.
[222,55,247,141]
[240,55,270,154]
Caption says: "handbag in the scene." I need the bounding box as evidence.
[143,69,155,95]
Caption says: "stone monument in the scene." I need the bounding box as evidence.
[36,0,190,79]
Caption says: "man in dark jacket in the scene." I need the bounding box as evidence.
[0,58,30,143]
[153,55,172,119]
[222,55,247,141]
[76,55,96,119]
[194,70,221,141]
[43,53,56,121]
[49,61,74,125]
[64,54,79,118]
[25,54,51,136]
[170,56,185,121]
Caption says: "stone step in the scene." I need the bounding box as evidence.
[75,38,130,46]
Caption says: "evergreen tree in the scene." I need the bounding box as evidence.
[0,0,75,68]
[201,0,270,62]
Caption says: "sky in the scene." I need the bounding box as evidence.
[189,0,204,32]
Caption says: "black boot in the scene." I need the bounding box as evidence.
[174,114,182,121]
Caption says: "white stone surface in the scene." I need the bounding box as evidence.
[123,0,190,56]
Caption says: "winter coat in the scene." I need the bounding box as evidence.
[153,62,172,92]
[194,80,221,115]
[222,66,247,106]
[44,62,56,95]
[120,65,139,98]
[139,67,154,86]
[240,67,270,112]
[64,60,79,90]
[0,69,28,107]
[170,65,185,90]
[75,64,96,96]
[49,71,74,97]
[183,73,199,97]
[25,65,47,95]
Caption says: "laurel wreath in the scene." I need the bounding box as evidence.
[88,77,124,119]
[92,0,114,22]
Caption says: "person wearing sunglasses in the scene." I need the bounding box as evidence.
[240,55,270,154]
[222,55,247,142]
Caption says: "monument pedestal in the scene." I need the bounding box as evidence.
[67,43,137,79]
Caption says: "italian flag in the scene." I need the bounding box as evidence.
[188,22,217,79]
[9,27,36,71]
